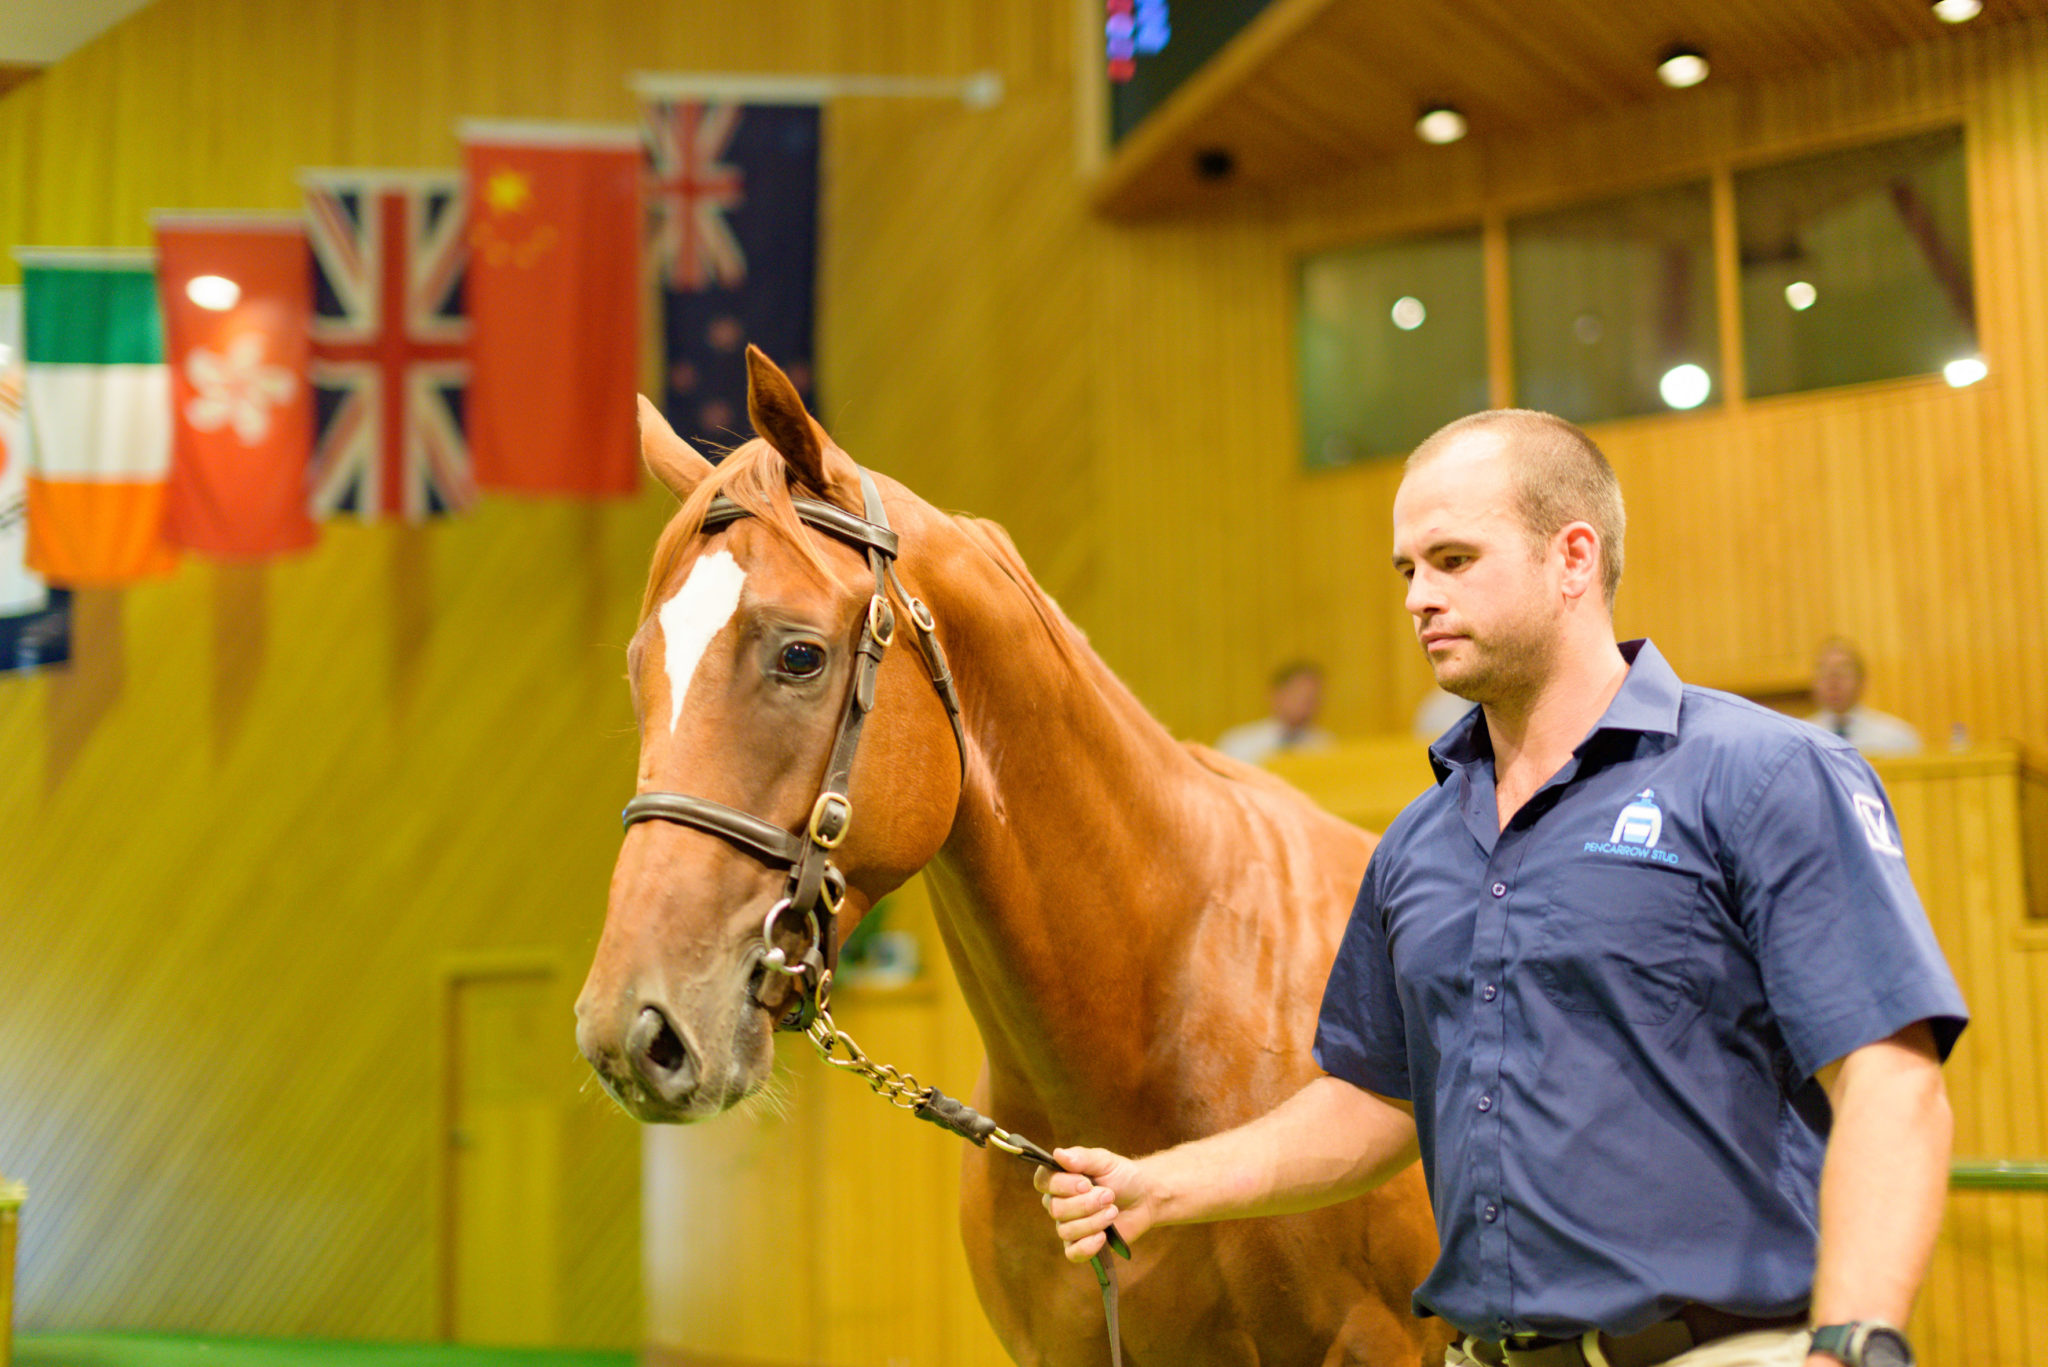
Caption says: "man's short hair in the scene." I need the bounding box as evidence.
[1270,659,1323,690]
[1815,636,1866,680]
[1408,409,1626,608]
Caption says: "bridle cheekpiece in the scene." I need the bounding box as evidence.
[620,466,967,1031]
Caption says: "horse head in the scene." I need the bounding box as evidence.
[576,347,964,1122]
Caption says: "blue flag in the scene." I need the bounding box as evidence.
[0,588,71,674]
[643,99,820,453]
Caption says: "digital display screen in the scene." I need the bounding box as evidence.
[1106,0,1273,145]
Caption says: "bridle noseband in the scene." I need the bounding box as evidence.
[620,466,967,1031]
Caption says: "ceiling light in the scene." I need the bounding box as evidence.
[1659,363,1712,410]
[1657,47,1710,89]
[1944,357,1988,387]
[1416,106,1468,145]
[186,274,240,311]
[1390,296,1427,330]
[1932,0,1983,22]
[1785,281,1818,311]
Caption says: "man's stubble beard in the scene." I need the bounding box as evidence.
[1432,598,1560,713]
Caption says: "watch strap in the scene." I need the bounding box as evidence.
[1810,1324,1856,1363]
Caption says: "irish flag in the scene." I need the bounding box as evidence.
[17,250,177,584]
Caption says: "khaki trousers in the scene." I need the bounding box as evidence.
[1446,1328,1812,1367]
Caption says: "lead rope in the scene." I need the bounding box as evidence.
[805,1004,1132,1367]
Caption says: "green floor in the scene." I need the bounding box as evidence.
[12,1336,634,1367]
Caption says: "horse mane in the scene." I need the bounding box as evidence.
[637,438,839,626]
[949,514,1089,668]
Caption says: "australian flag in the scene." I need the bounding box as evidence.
[642,100,819,453]
[303,171,476,520]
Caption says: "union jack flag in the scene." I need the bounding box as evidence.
[645,103,746,292]
[303,172,475,520]
[638,98,819,451]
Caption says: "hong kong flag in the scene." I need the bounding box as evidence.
[153,214,318,558]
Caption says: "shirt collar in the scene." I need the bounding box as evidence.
[1428,638,1682,785]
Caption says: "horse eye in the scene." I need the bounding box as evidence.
[779,641,826,678]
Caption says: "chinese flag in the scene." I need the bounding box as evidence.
[462,123,642,497]
[153,215,318,558]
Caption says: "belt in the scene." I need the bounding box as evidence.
[1465,1306,1810,1367]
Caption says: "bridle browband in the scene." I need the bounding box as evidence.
[620,466,968,1031]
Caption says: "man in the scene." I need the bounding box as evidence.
[1215,659,1337,764]
[1807,639,1922,757]
[1039,410,1964,1367]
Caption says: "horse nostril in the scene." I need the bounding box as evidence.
[628,1005,696,1096]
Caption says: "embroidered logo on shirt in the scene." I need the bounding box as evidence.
[1853,792,1903,856]
[1584,789,1682,865]
[1608,789,1663,848]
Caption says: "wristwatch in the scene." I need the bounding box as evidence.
[1810,1322,1914,1367]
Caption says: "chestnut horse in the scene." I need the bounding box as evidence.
[576,347,1446,1367]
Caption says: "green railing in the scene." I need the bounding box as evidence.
[1950,1160,2048,1191]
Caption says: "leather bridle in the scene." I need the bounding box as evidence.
[617,461,1132,1365]
[619,466,968,1031]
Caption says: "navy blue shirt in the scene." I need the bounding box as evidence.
[1313,640,1967,1340]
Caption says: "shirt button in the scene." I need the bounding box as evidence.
[1477,1093,1493,1113]
[1491,882,1507,898]
[1482,983,1498,1002]
[1483,1203,1500,1223]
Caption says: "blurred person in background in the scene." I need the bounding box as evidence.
[1216,660,1336,764]
[1808,638,1921,757]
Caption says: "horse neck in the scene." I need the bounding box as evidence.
[905,515,1226,1105]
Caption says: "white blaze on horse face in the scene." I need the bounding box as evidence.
[656,550,748,733]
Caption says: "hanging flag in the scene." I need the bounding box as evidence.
[0,281,69,674]
[154,213,319,558]
[16,249,177,585]
[302,170,475,520]
[460,122,643,498]
[637,90,820,451]
[0,285,49,616]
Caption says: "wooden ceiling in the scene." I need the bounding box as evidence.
[1093,0,2048,217]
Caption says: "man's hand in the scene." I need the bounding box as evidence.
[1029,1076,1422,1263]
[1035,1148,1153,1263]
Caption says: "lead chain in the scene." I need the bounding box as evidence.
[804,1006,1030,1156]
[805,1006,933,1112]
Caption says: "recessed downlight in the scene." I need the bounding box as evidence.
[1415,106,1468,145]
[1657,48,1710,89]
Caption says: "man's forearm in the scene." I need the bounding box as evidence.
[1148,1074,1420,1228]
[1809,1022,1952,1336]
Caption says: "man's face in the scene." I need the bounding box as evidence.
[1271,671,1323,729]
[1813,646,1863,714]
[1391,433,1561,707]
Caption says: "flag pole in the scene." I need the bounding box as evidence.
[630,70,1004,108]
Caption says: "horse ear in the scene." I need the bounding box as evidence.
[637,394,715,502]
[745,345,835,497]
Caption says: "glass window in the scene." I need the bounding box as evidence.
[1509,182,1720,423]
[1298,226,1488,469]
[1737,128,1973,398]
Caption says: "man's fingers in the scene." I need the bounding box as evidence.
[1042,1184,1114,1223]
[1053,1145,1119,1179]
[1037,1170,1096,1199]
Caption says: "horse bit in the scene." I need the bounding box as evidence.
[618,463,1131,1365]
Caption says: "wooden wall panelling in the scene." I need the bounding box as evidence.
[7,0,2048,1357]
[1882,752,2048,1366]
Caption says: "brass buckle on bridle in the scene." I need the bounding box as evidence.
[808,792,853,849]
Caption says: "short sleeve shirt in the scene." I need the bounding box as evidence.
[1313,640,1966,1340]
